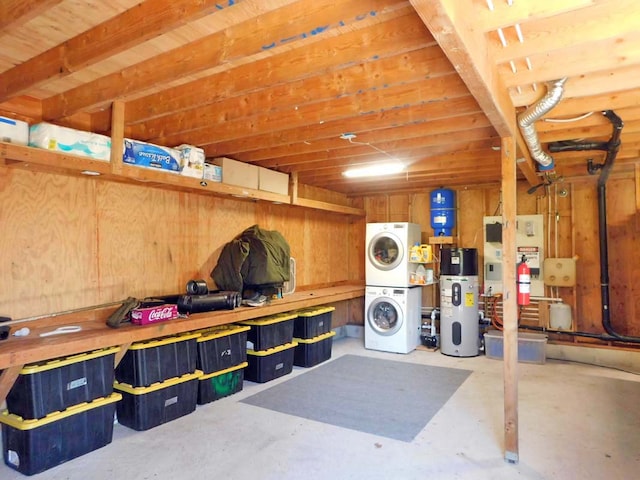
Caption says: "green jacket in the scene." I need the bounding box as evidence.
[211,225,290,293]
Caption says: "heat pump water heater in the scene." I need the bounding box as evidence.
[440,248,479,357]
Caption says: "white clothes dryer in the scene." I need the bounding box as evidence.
[364,285,422,354]
[365,222,421,287]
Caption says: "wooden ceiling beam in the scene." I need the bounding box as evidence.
[205,111,493,158]
[0,0,260,102]
[0,0,62,31]
[125,14,438,125]
[253,126,496,168]
[128,46,455,139]
[151,74,470,146]
[409,0,538,186]
[292,149,501,178]
[276,142,499,174]
[476,0,593,32]
[510,67,640,108]
[501,31,640,88]
[492,1,640,65]
[41,0,411,120]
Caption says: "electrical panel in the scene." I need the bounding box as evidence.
[483,215,545,297]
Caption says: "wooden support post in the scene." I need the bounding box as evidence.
[110,100,125,175]
[501,135,519,463]
[0,365,22,405]
[114,342,132,367]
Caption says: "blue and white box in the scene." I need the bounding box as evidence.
[0,116,29,145]
[123,139,181,173]
[29,123,111,160]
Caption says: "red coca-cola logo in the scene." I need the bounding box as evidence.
[148,306,176,321]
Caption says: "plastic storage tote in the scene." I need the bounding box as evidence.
[245,341,298,383]
[6,346,120,420]
[483,330,548,364]
[195,324,250,374]
[239,313,296,350]
[197,362,247,405]
[0,393,121,476]
[293,306,334,339]
[293,331,336,367]
[114,370,202,431]
[115,332,200,387]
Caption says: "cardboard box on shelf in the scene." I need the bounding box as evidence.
[259,167,289,195]
[212,157,259,189]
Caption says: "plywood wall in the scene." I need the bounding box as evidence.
[362,177,640,343]
[0,168,360,321]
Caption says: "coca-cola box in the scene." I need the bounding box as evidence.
[131,304,179,325]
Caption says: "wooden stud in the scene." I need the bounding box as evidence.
[501,135,519,463]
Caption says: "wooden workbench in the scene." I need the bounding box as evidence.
[0,284,364,403]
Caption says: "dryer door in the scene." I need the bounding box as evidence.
[367,231,404,271]
[367,296,403,336]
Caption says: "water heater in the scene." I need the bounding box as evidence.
[440,248,479,357]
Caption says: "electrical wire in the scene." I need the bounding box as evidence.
[543,111,594,123]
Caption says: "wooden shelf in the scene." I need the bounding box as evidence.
[0,142,363,215]
[428,236,454,245]
[292,196,365,216]
[0,283,365,401]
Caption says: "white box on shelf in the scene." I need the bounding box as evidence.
[0,116,29,145]
[202,163,222,182]
[258,167,289,195]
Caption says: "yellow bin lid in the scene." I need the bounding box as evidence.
[114,370,203,395]
[195,324,251,342]
[128,331,201,350]
[247,341,298,356]
[19,346,121,375]
[0,393,122,430]
[239,312,297,327]
[293,330,336,344]
[199,362,248,381]
[296,306,335,317]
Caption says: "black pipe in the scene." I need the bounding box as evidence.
[596,110,629,339]
[547,110,640,343]
[548,140,609,152]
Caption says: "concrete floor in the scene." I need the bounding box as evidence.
[2,335,639,479]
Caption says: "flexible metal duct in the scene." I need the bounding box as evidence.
[517,78,567,168]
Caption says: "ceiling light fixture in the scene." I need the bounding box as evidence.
[339,133,405,178]
[343,163,405,178]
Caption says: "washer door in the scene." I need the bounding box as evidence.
[367,296,403,336]
[367,231,404,271]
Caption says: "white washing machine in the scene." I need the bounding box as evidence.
[366,222,421,287]
[364,285,422,354]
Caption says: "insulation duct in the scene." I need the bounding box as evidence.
[517,78,567,169]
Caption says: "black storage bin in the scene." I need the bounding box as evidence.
[239,313,296,351]
[195,324,250,374]
[115,332,200,387]
[7,346,119,420]
[293,306,334,339]
[293,331,336,367]
[114,370,202,431]
[245,342,297,383]
[197,362,247,405]
[0,393,121,476]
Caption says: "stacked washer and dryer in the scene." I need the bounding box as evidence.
[364,223,423,354]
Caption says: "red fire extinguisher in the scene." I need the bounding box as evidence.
[517,255,531,306]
